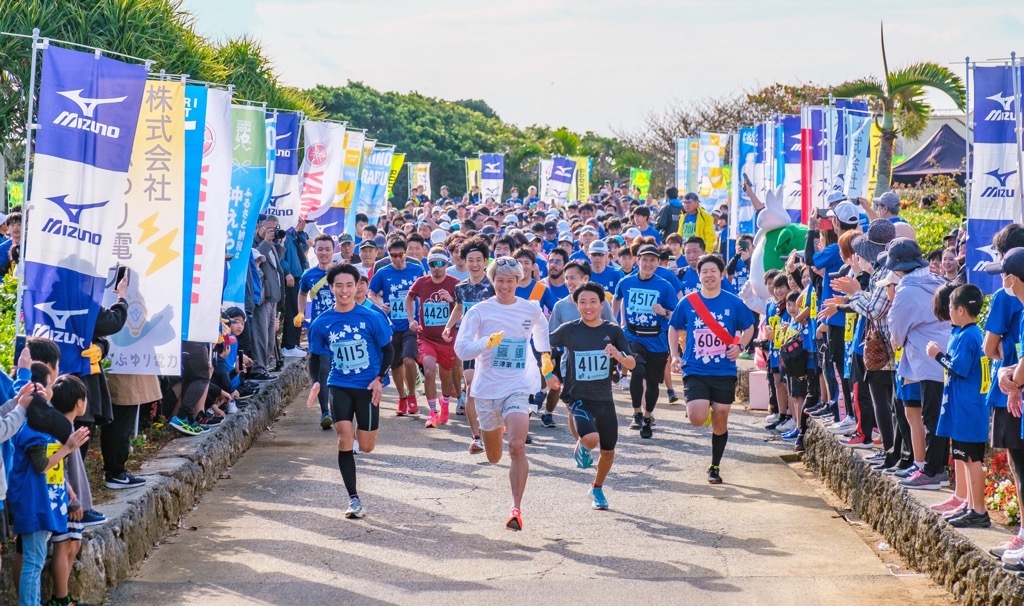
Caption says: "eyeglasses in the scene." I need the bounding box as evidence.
[390,252,406,259]
[428,260,447,269]
[494,257,520,267]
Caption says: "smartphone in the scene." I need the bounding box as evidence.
[818,217,833,231]
[816,208,830,219]
[14,334,25,364]
[115,266,129,288]
[742,174,753,188]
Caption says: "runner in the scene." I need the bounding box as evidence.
[454,256,558,531]
[550,281,635,510]
[368,238,426,416]
[295,233,337,429]
[442,236,494,454]
[407,247,460,428]
[668,254,755,484]
[613,244,679,438]
[307,264,394,518]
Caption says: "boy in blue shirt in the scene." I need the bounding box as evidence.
[927,284,989,528]
[765,275,792,432]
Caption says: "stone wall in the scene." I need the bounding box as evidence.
[0,360,307,604]
[803,422,1024,606]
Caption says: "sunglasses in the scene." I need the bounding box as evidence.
[428,260,447,269]
[494,257,520,267]
[390,252,406,259]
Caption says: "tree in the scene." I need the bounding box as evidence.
[832,23,966,197]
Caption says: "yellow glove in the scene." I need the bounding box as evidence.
[541,352,554,377]
[81,344,102,375]
[293,312,305,328]
[485,331,505,349]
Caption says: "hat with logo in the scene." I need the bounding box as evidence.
[682,192,700,202]
[588,240,609,255]
[984,247,1024,280]
[544,220,558,234]
[427,251,449,264]
[623,227,642,240]
[636,244,660,257]
[945,228,960,240]
[884,237,928,273]
[828,201,860,225]
[337,233,354,244]
[825,191,847,206]
[874,191,901,213]
[359,239,378,250]
[852,219,896,264]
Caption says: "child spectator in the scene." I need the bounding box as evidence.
[927,284,990,527]
[765,273,793,432]
[779,291,811,447]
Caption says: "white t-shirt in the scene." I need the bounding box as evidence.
[454,297,550,400]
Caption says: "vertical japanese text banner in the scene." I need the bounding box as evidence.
[222,105,267,308]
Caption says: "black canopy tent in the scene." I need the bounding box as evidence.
[891,124,970,186]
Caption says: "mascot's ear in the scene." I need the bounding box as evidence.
[756,185,792,231]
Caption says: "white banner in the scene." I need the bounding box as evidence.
[843,113,872,200]
[299,120,346,220]
[538,158,554,202]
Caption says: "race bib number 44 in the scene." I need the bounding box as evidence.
[390,293,408,321]
[575,350,610,381]
[492,337,528,370]
[693,328,727,359]
[331,339,370,372]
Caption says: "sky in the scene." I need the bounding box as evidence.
[182,0,1024,136]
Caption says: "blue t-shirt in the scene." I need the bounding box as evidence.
[542,238,557,254]
[590,266,624,296]
[308,306,394,389]
[669,291,754,377]
[936,324,989,443]
[732,257,750,292]
[299,266,334,323]
[639,225,661,243]
[628,266,683,296]
[678,266,736,296]
[811,243,845,327]
[368,263,426,331]
[614,273,678,353]
[515,280,558,315]
[9,426,68,534]
[545,280,570,301]
[985,288,1023,408]
[569,250,591,264]
[535,257,548,279]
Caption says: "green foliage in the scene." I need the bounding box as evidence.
[0,272,16,373]
[892,172,965,217]
[901,205,961,254]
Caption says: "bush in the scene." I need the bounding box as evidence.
[901,206,961,254]
[0,273,16,373]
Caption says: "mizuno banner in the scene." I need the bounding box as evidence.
[266,111,301,228]
[545,157,576,205]
[25,46,147,375]
[222,105,267,308]
[480,153,504,203]
[107,80,186,374]
[262,113,277,213]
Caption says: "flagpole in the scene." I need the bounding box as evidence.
[15,28,41,336]
[964,57,973,241]
[1012,52,1024,214]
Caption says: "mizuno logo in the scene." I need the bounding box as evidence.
[987,168,1016,187]
[269,193,289,206]
[46,195,109,224]
[988,92,1015,112]
[56,89,126,118]
[484,162,501,172]
[981,168,1017,198]
[985,92,1017,121]
[276,132,291,141]
[33,302,88,330]
[973,243,1000,272]
[554,166,572,178]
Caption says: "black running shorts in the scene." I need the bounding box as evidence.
[329,386,379,432]
[682,375,738,405]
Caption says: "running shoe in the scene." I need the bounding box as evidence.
[425,410,438,428]
[780,428,800,441]
[456,393,467,415]
[827,417,858,435]
[105,472,146,490]
[639,417,653,439]
[320,413,334,430]
[776,418,797,433]
[194,419,211,433]
[574,440,594,469]
[764,412,781,425]
[630,412,643,430]
[993,536,1024,559]
[281,346,308,357]
[247,371,275,382]
[794,436,805,452]
[541,413,556,428]
[505,506,523,531]
[930,496,964,514]
[197,411,222,426]
[899,471,942,490]
[1002,543,1024,565]
[887,463,918,477]
[840,435,872,449]
[535,391,546,409]
[702,410,712,427]
[865,450,887,462]
[933,470,951,487]
[439,400,450,425]
[618,377,630,391]
[415,370,424,394]
[170,416,202,436]
[525,433,533,445]
[344,496,364,519]
[949,510,991,528]
[396,397,408,417]
[765,416,786,431]
[667,389,679,404]
[468,438,484,454]
[226,400,238,414]
[707,465,723,484]
[738,351,753,360]
[589,487,609,510]
[80,509,106,527]
[407,397,420,415]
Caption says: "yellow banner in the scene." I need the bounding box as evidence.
[386,153,405,200]
[466,158,481,194]
[867,122,883,196]
[630,168,652,198]
[112,80,186,375]
[571,156,590,202]
[335,129,366,210]
[408,162,431,199]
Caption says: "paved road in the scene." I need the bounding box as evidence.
[109,387,952,606]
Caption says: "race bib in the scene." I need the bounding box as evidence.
[390,292,408,321]
[981,357,992,393]
[627,288,658,315]
[844,313,855,342]
[575,350,610,381]
[693,328,727,359]
[681,220,696,239]
[46,442,64,485]
[330,339,370,372]
[895,346,903,362]
[809,290,818,319]
[492,337,528,370]
[773,322,787,349]
[423,302,450,327]
[463,300,477,312]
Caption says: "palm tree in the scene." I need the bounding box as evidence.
[832,23,965,197]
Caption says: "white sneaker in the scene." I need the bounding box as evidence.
[776,418,796,432]
[619,377,630,390]
[226,400,238,414]
[281,347,308,358]
[354,442,362,455]
[765,413,781,424]
[827,417,858,434]
[1004,545,1024,565]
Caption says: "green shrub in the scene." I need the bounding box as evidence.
[901,206,961,254]
[0,273,16,373]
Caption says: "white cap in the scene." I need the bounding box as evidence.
[430,228,448,245]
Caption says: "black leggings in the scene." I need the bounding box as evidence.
[629,343,667,414]
[866,370,896,456]
[921,379,949,476]
[1008,448,1024,490]
[570,399,618,451]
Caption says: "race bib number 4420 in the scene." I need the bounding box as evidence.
[423,302,450,327]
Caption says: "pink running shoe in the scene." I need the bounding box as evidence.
[439,398,450,425]
[930,495,964,513]
[424,409,438,428]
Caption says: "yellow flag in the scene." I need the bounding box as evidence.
[386,153,405,200]
[465,158,481,193]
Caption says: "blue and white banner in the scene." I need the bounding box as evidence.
[357,145,394,222]
[181,85,207,341]
[968,64,1022,294]
[777,115,802,222]
[222,105,267,309]
[675,138,689,192]
[24,46,147,375]
[753,120,775,197]
[264,112,301,228]
[545,156,577,206]
[261,112,277,213]
[480,153,504,203]
[843,111,872,200]
[732,127,758,243]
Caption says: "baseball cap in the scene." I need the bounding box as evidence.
[337,233,354,244]
[874,191,901,213]
[588,240,609,255]
[544,221,558,234]
[984,247,1024,279]
[828,201,860,225]
[526,233,540,243]
[884,237,928,273]
[557,232,574,244]
[503,214,518,224]
[682,192,700,202]
[251,247,265,261]
[557,219,570,233]
[825,191,847,206]
[430,228,448,245]
[372,235,387,248]
[481,225,497,235]
[636,244,660,257]
[439,221,451,230]
[359,239,377,250]
[606,235,625,247]
[580,226,598,236]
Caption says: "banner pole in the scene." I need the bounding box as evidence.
[1012,52,1024,214]
[964,57,972,223]
[15,28,41,336]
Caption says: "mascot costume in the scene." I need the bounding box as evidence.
[740,185,808,314]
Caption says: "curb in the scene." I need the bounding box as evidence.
[803,420,1024,605]
[0,359,307,604]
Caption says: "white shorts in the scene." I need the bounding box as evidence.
[475,392,531,432]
